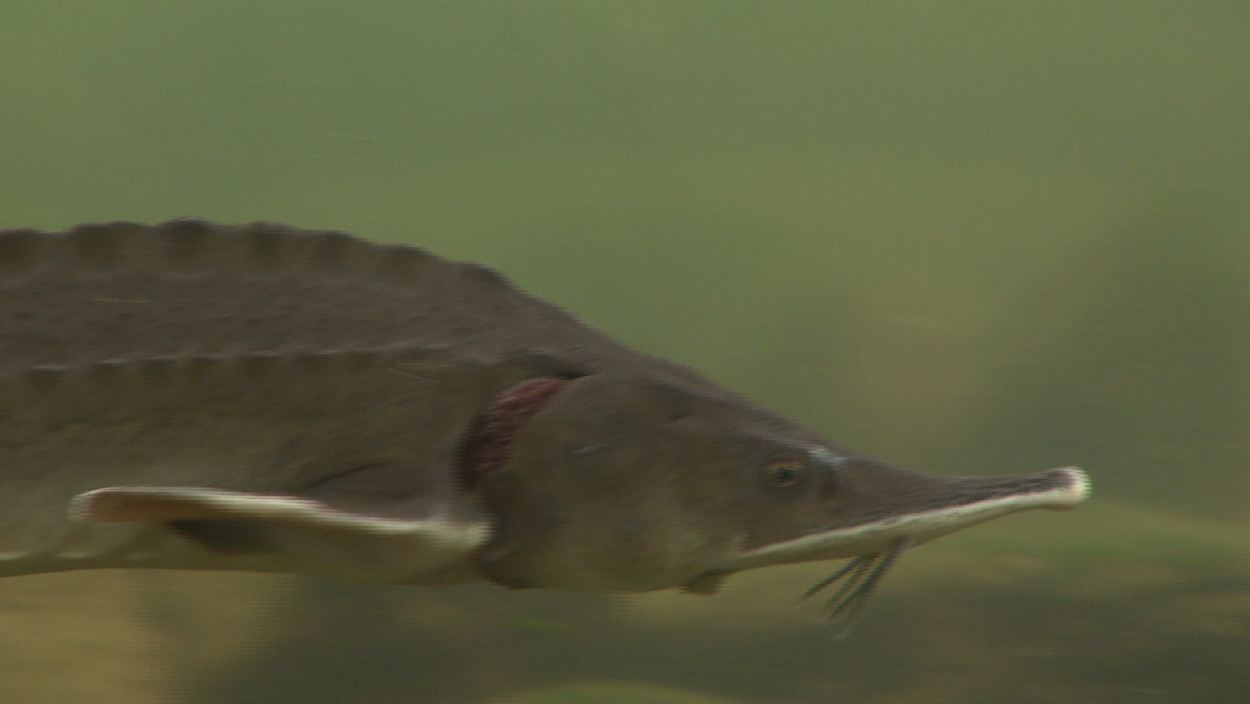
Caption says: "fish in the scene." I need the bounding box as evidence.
[0,220,1089,627]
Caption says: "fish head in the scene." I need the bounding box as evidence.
[474,372,1088,593]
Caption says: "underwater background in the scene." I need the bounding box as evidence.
[1,3,1247,702]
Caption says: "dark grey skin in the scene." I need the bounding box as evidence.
[0,220,1088,614]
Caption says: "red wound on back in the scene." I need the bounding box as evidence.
[456,376,568,490]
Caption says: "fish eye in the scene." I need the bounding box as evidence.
[762,460,806,488]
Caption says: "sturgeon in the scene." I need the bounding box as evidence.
[0,220,1088,624]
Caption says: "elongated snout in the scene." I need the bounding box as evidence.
[731,463,1090,570]
[836,460,1088,521]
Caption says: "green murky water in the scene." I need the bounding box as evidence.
[1,3,1248,702]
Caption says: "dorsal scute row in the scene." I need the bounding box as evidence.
[0,221,565,374]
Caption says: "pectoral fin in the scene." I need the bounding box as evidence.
[70,482,489,585]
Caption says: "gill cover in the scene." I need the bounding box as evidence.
[474,372,845,592]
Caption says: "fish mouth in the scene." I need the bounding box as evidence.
[455,377,570,490]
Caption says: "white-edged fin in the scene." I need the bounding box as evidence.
[69,486,488,584]
[74,487,435,533]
